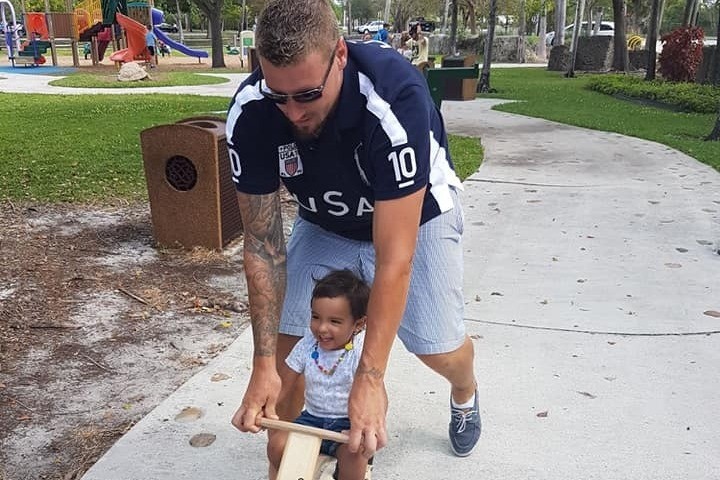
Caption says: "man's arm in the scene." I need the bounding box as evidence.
[231,190,287,433]
[347,187,425,456]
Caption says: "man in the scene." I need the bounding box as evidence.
[227,0,481,459]
[373,22,390,44]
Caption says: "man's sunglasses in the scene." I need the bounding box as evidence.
[260,44,338,104]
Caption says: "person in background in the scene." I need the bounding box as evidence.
[145,25,157,68]
[158,40,171,57]
[83,41,91,60]
[397,31,413,61]
[372,22,390,44]
[408,24,428,66]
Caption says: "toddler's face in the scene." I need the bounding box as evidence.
[310,296,360,351]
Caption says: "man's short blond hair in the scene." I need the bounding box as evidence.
[256,0,340,66]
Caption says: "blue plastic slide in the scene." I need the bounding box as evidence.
[150,8,208,59]
[152,27,208,58]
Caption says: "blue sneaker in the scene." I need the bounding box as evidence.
[449,389,481,457]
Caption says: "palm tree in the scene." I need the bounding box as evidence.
[477,0,497,92]
[611,0,628,71]
[707,1,720,85]
[566,0,586,77]
[645,0,663,81]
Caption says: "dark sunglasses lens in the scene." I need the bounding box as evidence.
[261,90,288,104]
[292,89,323,103]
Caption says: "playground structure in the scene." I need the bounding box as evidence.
[1,0,62,67]
[110,3,207,64]
[1,0,206,68]
[0,0,22,62]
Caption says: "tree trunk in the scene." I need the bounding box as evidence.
[645,0,662,80]
[518,0,526,63]
[611,0,629,71]
[709,3,720,85]
[566,0,586,77]
[467,1,477,35]
[209,10,225,68]
[682,0,697,26]
[537,3,547,59]
[192,0,227,68]
[450,0,459,54]
[706,104,720,141]
[442,0,451,33]
[346,0,352,38]
[175,0,184,43]
[478,0,497,92]
[554,0,567,46]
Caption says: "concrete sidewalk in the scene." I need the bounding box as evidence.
[0,72,245,96]
[79,98,720,480]
[5,71,718,478]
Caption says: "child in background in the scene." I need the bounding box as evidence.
[158,40,171,57]
[267,269,371,480]
[145,25,157,67]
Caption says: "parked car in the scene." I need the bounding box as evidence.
[408,17,436,33]
[356,20,384,34]
[156,22,178,33]
[546,21,614,46]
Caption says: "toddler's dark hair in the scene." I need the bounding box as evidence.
[312,270,370,320]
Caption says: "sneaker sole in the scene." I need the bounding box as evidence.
[450,442,478,457]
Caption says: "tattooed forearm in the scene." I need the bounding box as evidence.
[356,366,385,380]
[237,192,287,358]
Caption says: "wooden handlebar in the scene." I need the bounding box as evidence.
[259,418,349,444]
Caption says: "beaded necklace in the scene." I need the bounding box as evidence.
[311,340,354,375]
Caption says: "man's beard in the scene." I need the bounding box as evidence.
[291,117,327,141]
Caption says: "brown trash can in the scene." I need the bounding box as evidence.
[440,54,478,101]
[140,117,243,250]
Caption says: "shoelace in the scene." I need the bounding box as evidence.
[451,407,478,433]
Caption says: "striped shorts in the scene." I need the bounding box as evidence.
[280,188,466,355]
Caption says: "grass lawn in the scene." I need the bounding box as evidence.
[0,94,482,203]
[480,68,719,171]
[449,134,483,180]
[0,93,229,202]
[49,71,230,88]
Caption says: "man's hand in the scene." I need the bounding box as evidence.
[347,370,389,458]
[231,366,281,433]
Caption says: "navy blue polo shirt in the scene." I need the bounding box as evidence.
[225,41,462,241]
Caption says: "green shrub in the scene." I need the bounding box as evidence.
[586,74,719,114]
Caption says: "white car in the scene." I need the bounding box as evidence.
[356,20,384,34]
[546,21,614,46]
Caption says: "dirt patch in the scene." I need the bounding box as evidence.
[0,198,295,480]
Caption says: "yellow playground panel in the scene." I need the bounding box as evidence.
[74,0,103,36]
